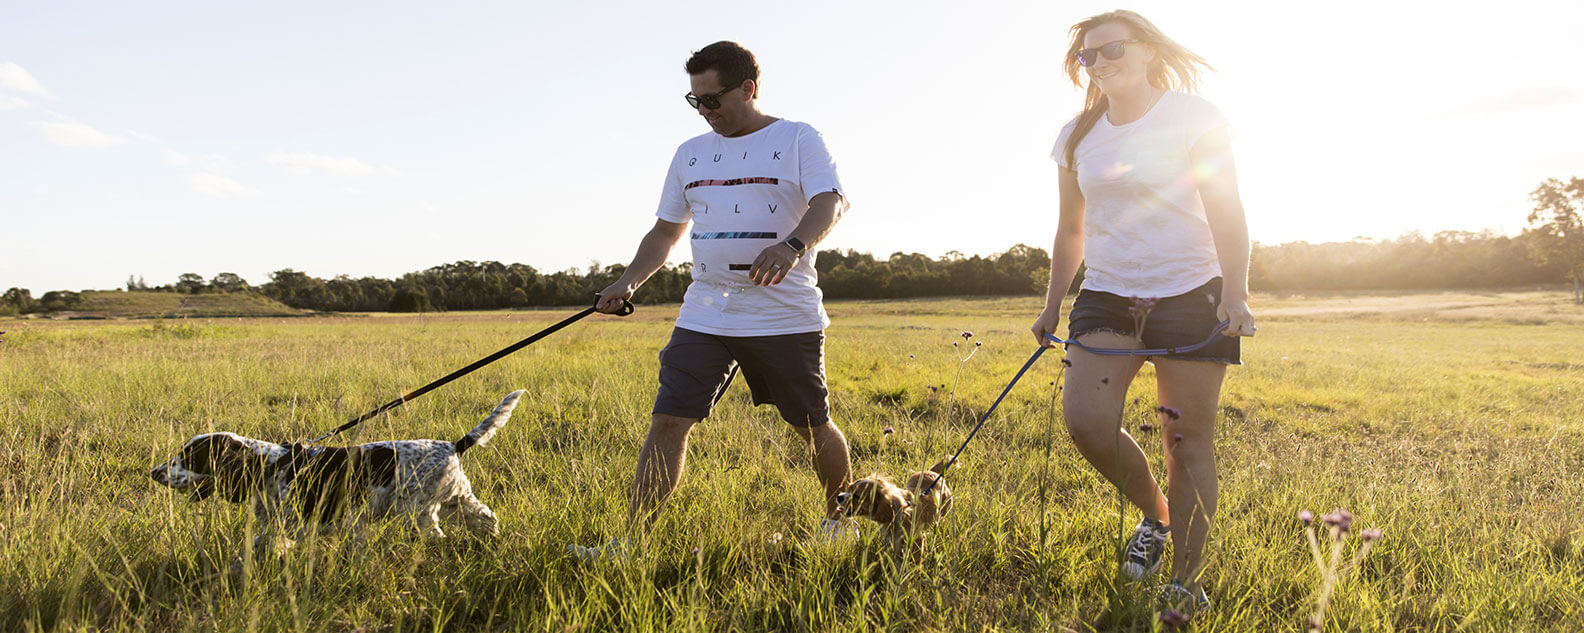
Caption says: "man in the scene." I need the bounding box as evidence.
[572,41,853,560]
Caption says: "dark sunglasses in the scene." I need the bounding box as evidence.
[684,82,742,110]
[1076,39,1143,67]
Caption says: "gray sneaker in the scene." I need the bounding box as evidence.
[1120,517,1170,580]
[1158,579,1211,614]
[808,518,859,545]
[566,537,630,565]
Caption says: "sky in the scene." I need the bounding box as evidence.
[4,0,1582,292]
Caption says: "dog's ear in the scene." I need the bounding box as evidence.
[200,435,268,503]
[929,455,955,476]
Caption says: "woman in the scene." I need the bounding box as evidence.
[1030,10,1256,612]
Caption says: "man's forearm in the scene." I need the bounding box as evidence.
[784,192,847,251]
[618,225,685,290]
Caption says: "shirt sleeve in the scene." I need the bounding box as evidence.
[654,145,691,223]
[1182,96,1231,149]
[1050,117,1079,169]
[796,124,845,203]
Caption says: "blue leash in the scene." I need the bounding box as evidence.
[918,321,1230,496]
[1043,320,1230,356]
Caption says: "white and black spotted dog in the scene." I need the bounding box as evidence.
[150,389,523,554]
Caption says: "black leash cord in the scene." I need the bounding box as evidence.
[307,296,633,444]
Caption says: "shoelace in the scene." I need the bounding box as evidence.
[1128,525,1166,560]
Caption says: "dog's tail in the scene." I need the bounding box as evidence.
[454,390,524,455]
[928,455,956,476]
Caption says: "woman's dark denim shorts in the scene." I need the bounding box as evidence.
[1067,277,1241,364]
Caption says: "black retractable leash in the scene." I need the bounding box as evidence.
[305,296,634,445]
[918,321,1229,497]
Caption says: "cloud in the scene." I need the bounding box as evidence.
[0,62,57,99]
[165,149,192,166]
[189,172,260,197]
[1439,86,1580,118]
[126,130,158,142]
[264,151,395,177]
[0,95,29,110]
[30,119,128,148]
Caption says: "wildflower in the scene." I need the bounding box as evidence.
[1298,509,1315,525]
[692,546,701,555]
[1061,358,1072,367]
[1139,423,1156,432]
[974,341,982,347]
[1128,296,1159,342]
[1100,377,1109,384]
[1155,405,1182,420]
[769,532,784,545]
[908,354,915,359]
[1173,433,1183,444]
[1322,508,1355,534]
[961,331,973,339]
[953,341,959,347]
[883,425,894,435]
[1361,528,1383,542]
[1159,609,1190,628]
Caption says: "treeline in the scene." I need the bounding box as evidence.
[0,232,1572,315]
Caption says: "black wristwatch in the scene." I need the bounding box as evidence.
[782,236,808,257]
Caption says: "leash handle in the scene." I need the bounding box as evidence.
[308,295,633,444]
[922,345,1050,497]
[1042,321,1229,357]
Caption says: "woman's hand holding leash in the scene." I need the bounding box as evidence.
[1217,295,1256,337]
[1031,308,1063,348]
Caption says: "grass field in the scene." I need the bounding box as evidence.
[2,289,1582,632]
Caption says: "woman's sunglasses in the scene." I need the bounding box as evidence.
[1076,39,1143,67]
[684,83,742,110]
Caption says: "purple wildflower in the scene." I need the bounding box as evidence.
[974,341,982,347]
[1060,358,1072,367]
[883,425,894,435]
[1362,528,1383,542]
[1159,609,1190,628]
[1322,508,1355,533]
[1298,509,1315,525]
[1139,423,1156,432]
[961,331,973,340]
[1155,405,1182,420]
[1173,433,1183,444]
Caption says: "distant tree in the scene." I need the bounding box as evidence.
[39,290,81,312]
[388,286,435,312]
[175,273,206,294]
[2,288,34,314]
[1524,176,1584,304]
[211,272,249,292]
[125,275,150,291]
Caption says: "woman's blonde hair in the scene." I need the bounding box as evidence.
[1061,10,1213,169]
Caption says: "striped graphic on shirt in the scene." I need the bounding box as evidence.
[684,177,779,190]
[691,231,777,240]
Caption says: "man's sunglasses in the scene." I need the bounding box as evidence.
[1076,39,1143,67]
[685,82,742,110]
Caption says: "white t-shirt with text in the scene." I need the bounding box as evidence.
[1052,90,1230,298]
[656,119,844,336]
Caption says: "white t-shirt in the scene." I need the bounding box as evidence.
[1051,90,1230,298]
[656,119,844,336]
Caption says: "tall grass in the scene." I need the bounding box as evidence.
[1,292,1582,631]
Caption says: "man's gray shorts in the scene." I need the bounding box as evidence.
[653,327,830,427]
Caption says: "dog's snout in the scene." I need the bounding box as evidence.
[835,492,850,505]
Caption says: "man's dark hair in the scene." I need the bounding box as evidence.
[685,41,760,92]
